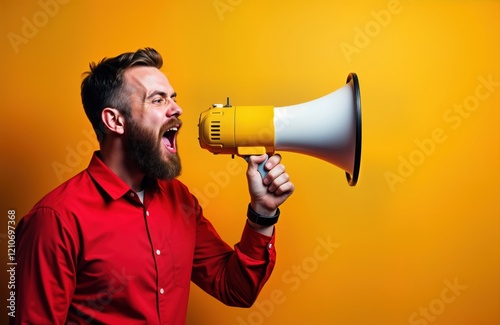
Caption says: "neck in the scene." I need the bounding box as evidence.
[100,139,145,192]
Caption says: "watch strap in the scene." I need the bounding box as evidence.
[247,204,280,226]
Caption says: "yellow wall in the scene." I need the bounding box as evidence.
[1,0,499,324]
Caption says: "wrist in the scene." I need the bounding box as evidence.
[246,217,275,237]
[249,203,277,217]
[247,203,280,226]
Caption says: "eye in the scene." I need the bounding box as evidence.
[152,97,166,105]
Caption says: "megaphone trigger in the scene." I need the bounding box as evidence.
[244,155,269,179]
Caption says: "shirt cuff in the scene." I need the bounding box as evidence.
[237,221,276,261]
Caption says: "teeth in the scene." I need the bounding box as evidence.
[163,127,178,136]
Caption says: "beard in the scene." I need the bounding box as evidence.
[125,118,181,180]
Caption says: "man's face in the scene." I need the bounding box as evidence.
[121,66,183,180]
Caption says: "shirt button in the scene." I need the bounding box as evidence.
[130,192,135,197]
[156,249,161,255]
[146,211,150,216]
[160,288,164,294]
[268,243,273,250]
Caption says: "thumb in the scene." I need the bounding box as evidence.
[245,154,269,179]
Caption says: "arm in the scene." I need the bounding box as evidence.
[14,207,78,324]
[191,215,276,307]
[191,154,294,306]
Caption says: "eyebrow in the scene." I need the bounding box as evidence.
[146,91,177,100]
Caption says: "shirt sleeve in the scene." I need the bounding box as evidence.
[13,207,79,325]
[191,210,276,308]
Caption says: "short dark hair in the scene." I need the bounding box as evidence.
[80,47,163,141]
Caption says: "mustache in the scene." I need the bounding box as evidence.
[160,118,183,134]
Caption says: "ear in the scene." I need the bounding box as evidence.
[101,107,126,135]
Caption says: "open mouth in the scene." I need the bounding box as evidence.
[162,126,179,154]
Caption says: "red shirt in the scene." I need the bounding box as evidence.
[14,152,276,324]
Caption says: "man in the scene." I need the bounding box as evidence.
[13,48,294,324]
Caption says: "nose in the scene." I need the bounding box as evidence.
[167,99,182,117]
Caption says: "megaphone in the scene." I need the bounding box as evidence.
[198,73,362,186]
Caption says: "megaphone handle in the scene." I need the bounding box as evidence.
[243,155,269,179]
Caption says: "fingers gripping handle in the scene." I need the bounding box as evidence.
[244,155,269,179]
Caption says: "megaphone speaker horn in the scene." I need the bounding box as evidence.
[273,73,362,186]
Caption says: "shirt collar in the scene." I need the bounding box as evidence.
[87,151,162,201]
[87,151,133,200]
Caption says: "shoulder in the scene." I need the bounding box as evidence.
[23,170,92,229]
[33,170,89,209]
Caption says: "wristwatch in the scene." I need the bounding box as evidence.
[247,204,280,226]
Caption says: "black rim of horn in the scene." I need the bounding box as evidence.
[346,72,362,186]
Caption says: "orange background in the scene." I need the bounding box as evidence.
[1,0,499,324]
